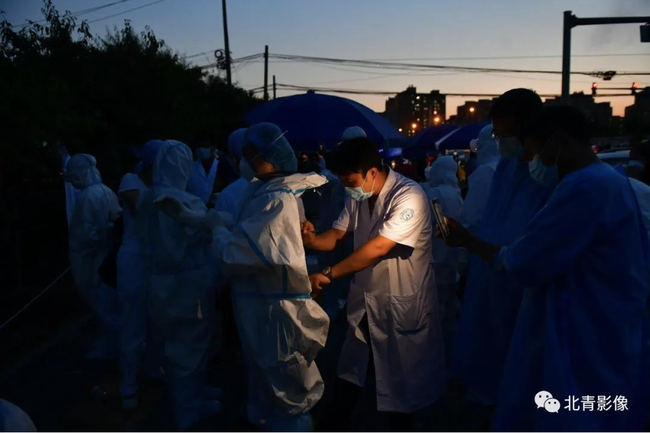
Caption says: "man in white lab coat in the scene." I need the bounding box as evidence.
[302,137,444,430]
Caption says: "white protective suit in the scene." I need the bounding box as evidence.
[65,154,121,355]
[460,124,501,236]
[215,177,249,217]
[135,140,218,431]
[425,156,463,372]
[214,173,330,431]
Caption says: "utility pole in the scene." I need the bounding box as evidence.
[222,0,232,86]
[561,11,650,103]
[273,75,277,99]
[264,45,269,101]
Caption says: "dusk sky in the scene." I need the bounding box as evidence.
[2,0,649,118]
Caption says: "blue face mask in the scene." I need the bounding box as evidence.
[497,136,525,159]
[345,173,375,202]
[239,158,256,182]
[528,154,559,188]
[196,147,213,161]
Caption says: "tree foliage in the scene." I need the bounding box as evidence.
[0,0,260,187]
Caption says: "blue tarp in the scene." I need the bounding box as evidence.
[402,124,460,158]
[244,91,406,152]
[437,121,491,151]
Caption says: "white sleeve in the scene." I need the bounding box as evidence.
[332,197,355,233]
[297,197,306,223]
[378,187,429,249]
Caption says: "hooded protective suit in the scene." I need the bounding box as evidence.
[65,154,121,355]
[215,172,330,431]
[425,156,463,370]
[135,140,218,431]
[461,124,501,236]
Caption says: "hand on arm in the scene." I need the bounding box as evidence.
[437,217,500,263]
[308,235,396,296]
[301,220,347,252]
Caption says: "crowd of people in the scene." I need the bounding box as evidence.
[56,88,650,432]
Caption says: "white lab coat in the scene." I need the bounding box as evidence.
[333,169,445,413]
[186,159,218,204]
[214,173,330,428]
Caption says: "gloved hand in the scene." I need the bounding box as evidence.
[202,209,234,231]
[154,195,205,226]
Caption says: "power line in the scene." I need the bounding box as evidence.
[269,53,650,78]
[273,83,640,99]
[12,0,136,28]
[365,53,650,62]
[88,0,168,24]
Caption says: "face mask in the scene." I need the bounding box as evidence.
[470,139,479,153]
[497,136,524,159]
[528,154,559,188]
[345,173,375,202]
[239,158,256,182]
[196,147,212,161]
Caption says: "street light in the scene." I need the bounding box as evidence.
[398,128,403,132]
[411,122,418,129]
[469,107,476,113]
[433,116,441,124]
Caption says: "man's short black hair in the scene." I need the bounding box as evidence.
[525,105,591,145]
[490,88,544,126]
[328,137,382,176]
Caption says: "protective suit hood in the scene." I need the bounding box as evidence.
[152,140,193,191]
[428,156,459,189]
[476,125,500,166]
[64,154,102,190]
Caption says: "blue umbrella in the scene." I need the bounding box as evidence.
[244,91,405,151]
[437,121,491,151]
[402,124,461,158]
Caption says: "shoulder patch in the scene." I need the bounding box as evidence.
[400,208,415,221]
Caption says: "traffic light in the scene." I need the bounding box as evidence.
[632,82,638,95]
[591,82,598,96]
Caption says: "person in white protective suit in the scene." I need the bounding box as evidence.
[65,154,122,359]
[215,128,249,217]
[116,139,165,410]
[186,133,219,205]
[425,155,463,373]
[460,124,501,237]
[135,140,220,431]
[213,123,330,431]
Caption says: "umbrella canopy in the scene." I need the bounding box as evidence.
[437,121,491,151]
[244,91,405,152]
[402,124,461,158]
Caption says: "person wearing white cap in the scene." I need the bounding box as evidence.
[339,126,367,144]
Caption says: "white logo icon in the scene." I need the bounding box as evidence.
[544,398,561,413]
[535,390,553,409]
[400,209,414,221]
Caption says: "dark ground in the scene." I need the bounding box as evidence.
[0,255,471,432]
